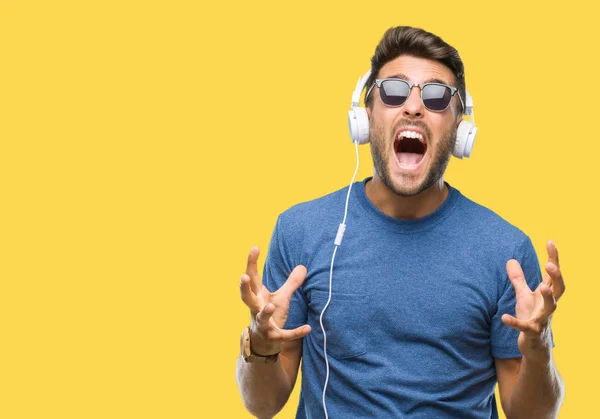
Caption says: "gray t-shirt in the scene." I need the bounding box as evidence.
[264,178,545,418]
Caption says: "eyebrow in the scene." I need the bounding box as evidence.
[384,73,451,86]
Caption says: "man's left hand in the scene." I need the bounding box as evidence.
[501,241,566,357]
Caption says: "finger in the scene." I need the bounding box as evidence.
[278,324,312,342]
[240,274,261,313]
[278,265,308,299]
[255,303,276,330]
[501,314,531,334]
[506,259,530,294]
[539,283,557,319]
[545,261,566,300]
[541,271,552,288]
[245,246,261,294]
[251,324,312,350]
[546,240,560,268]
[542,259,554,287]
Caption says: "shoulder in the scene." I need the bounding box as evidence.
[264,184,352,273]
[451,186,532,255]
[270,184,353,265]
[449,186,541,294]
[277,184,351,231]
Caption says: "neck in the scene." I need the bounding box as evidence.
[365,175,449,220]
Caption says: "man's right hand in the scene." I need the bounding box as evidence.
[239,246,311,356]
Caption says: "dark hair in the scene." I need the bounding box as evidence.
[365,26,466,114]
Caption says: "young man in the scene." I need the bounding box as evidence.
[236,26,565,418]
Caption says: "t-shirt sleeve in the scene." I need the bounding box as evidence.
[262,214,308,330]
[491,235,549,358]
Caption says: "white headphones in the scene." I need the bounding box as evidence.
[347,70,478,159]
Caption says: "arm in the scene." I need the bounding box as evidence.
[236,339,302,418]
[496,354,564,419]
[235,247,311,419]
[497,241,566,419]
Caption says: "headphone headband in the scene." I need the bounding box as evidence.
[351,70,371,108]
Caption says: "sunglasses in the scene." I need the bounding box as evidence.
[365,78,465,112]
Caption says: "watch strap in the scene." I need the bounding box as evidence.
[241,327,280,363]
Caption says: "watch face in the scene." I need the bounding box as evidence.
[242,328,251,360]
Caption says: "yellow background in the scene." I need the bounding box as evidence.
[1,0,596,417]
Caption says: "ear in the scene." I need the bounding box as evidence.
[455,114,462,129]
[366,107,372,120]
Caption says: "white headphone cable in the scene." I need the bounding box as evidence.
[319,139,360,419]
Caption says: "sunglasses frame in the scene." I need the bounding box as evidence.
[365,78,465,113]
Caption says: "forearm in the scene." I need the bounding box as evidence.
[235,355,294,418]
[506,349,564,419]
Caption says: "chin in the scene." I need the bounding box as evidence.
[383,168,431,197]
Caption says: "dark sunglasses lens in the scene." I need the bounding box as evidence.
[422,84,452,111]
[380,80,410,106]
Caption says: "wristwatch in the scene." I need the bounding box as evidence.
[241,327,280,363]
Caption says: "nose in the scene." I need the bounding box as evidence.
[402,85,424,118]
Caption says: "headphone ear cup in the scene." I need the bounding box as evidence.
[454,120,477,159]
[348,107,370,144]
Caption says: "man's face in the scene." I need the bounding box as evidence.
[367,55,462,197]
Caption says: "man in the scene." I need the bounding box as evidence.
[236,26,565,418]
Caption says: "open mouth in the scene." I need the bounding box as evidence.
[394,130,427,169]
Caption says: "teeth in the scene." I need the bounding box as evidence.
[397,130,423,141]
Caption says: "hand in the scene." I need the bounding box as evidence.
[239,246,311,355]
[501,241,566,356]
